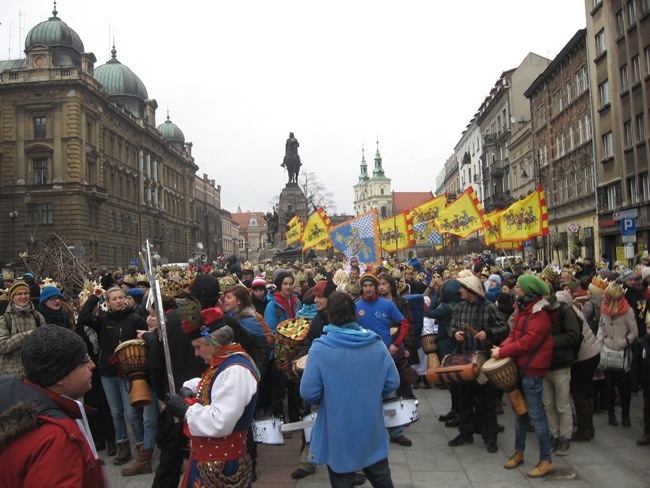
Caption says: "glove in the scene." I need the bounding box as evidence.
[178,387,196,399]
[164,393,189,419]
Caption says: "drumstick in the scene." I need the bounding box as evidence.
[461,324,491,344]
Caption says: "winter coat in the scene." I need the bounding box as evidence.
[547,300,582,370]
[300,325,399,473]
[630,335,650,391]
[582,295,603,332]
[554,292,601,362]
[597,300,638,352]
[498,298,553,377]
[0,303,46,379]
[77,295,147,376]
[263,292,301,332]
[0,375,105,487]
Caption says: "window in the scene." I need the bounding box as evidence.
[28,203,54,225]
[617,10,625,36]
[603,132,614,158]
[33,116,46,139]
[632,55,642,83]
[560,132,566,157]
[583,164,595,194]
[621,64,629,91]
[637,113,646,142]
[646,46,650,76]
[578,119,584,145]
[536,105,546,127]
[569,126,575,151]
[566,82,572,105]
[625,120,633,147]
[643,0,650,14]
[607,185,619,211]
[582,66,588,91]
[575,69,582,94]
[598,80,610,107]
[641,173,650,201]
[595,30,606,56]
[629,0,637,24]
[629,177,638,204]
[552,90,564,116]
[34,158,48,184]
[585,115,592,140]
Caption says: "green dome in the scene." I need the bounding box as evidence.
[25,7,84,67]
[95,47,148,118]
[157,114,185,149]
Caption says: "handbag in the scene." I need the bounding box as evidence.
[600,345,631,372]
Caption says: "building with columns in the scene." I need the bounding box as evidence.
[0,7,223,267]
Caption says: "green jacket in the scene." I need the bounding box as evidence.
[548,300,581,370]
[0,303,45,379]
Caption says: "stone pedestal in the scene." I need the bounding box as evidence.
[278,183,309,244]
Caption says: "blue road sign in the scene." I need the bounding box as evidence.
[130,257,138,266]
[621,218,636,236]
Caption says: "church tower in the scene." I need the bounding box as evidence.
[353,140,392,217]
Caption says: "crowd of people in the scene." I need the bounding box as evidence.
[0,251,650,487]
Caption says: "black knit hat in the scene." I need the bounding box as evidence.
[190,273,221,309]
[21,325,87,386]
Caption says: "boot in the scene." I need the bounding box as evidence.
[121,445,153,476]
[527,460,555,478]
[621,393,631,427]
[571,393,594,442]
[107,440,117,456]
[422,375,431,389]
[412,376,421,389]
[608,410,618,426]
[113,439,132,466]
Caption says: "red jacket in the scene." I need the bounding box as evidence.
[0,377,105,488]
[498,298,553,377]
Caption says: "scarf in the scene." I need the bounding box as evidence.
[360,292,379,303]
[322,321,370,336]
[296,303,318,319]
[272,291,298,319]
[516,293,539,312]
[602,296,631,317]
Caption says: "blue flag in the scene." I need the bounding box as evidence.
[329,210,381,265]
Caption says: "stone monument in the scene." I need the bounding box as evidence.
[277,132,309,250]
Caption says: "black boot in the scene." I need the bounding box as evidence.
[413,376,421,390]
[107,441,117,456]
[422,376,431,389]
[608,410,618,426]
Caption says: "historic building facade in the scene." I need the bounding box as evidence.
[353,142,392,217]
[585,0,650,259]
[0,8,221,267]
[525,29,598,263]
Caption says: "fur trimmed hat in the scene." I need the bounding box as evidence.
[21,325,88,387]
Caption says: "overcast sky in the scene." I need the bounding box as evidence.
[1,0,587,215]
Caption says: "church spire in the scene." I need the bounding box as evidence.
[358,144,369,184]
[372,137,385,177]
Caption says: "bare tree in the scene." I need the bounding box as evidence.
[299,171,336,213]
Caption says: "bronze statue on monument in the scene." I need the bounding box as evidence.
[281,132,302,185]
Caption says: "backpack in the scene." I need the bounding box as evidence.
[2,310,44,333]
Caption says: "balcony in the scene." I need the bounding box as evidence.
[484,134,497,145]
[489,160,507,176]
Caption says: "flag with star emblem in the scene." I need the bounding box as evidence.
[328,209,381,265]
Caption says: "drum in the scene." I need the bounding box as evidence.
[392,343,418,386]
[275,317,310,379]
[426,352,487,386]
[114,339,151,407]
[275,359,301,383]
[383,397,419,428]
[426,352,441,370]
[294,354,308,374]
[420,333,438,354]
[302,411,317,443]
[482,358,527,415]
[252,417,284,445]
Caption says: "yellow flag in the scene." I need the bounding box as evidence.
[410,195,447,246]
[498,186,549,242]
[435,186,488,238]
[483,210,503,246]
[301,208,332,251]
[379,212,415,253]
[315,238,333,251]
[285,215,303,246]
